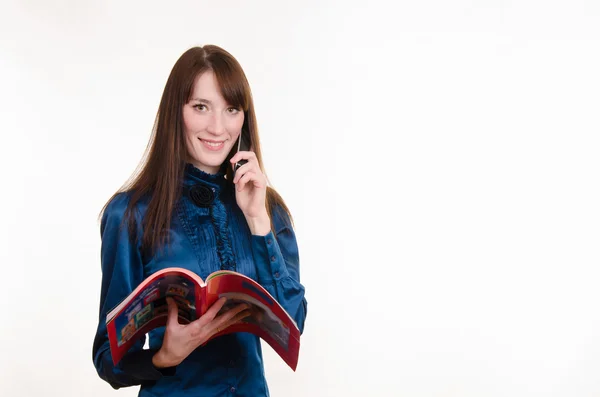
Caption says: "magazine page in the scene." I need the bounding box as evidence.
[107,270,202,365]
[217,291,294,348]
[204,271,301,370]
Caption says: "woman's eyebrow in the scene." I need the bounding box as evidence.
[192,98,212,104]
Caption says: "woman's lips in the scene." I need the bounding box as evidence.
[199,138,225,151]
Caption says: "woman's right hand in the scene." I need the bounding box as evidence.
[152,297,250,368]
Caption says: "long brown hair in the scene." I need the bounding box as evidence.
[101,45,292,256]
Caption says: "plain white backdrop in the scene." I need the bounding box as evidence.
[1,0,600,396]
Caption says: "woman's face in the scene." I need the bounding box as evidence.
[183,70,245,174]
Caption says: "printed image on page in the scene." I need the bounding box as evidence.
[218,292,290,350]
[114,274,197,347]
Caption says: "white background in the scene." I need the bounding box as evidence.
[1,0,599,396]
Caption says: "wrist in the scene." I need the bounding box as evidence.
[152,349,179,369]
[246,211,271,236]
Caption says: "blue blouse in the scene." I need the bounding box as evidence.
[92,164,308,396]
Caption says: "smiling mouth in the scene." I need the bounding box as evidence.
[199,138,226,151]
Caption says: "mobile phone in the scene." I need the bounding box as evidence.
[233,127,251,175]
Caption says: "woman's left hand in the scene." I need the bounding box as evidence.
[230,151,271,235]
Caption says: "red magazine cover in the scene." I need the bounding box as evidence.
[105,268,300,370]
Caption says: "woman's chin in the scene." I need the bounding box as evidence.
[189,158,225,173]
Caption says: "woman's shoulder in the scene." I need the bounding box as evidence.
[268,195,294,234]
[102,190,150,223]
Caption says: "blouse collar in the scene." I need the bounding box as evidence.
[183,163,228,190]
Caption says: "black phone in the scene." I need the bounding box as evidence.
[232,127,251,175]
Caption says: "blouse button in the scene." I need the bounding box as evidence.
[267,239,272,245]
[230,386,236,393]
[274,271,280,278]
[270,256,276,262]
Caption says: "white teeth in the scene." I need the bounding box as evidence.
[202,140,223,147]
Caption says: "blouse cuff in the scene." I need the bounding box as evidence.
[119,349,177,380]
[251,230,290,285]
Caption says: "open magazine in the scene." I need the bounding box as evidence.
[106,267,300,371]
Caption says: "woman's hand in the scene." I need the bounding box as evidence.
[230,151,271,235]
[152,297,250,368]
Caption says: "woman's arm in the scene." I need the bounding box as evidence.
[228,151,308,333]
[250,205,308,333]
[93,194,252,388]
[92,194,175,389]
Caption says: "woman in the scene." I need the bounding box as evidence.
[92,45,308,396]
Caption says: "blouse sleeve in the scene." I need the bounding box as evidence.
[251,205,308,333]
[92,194,175,389]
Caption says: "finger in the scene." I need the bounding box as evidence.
[199,297,228,324]
[186,297,228,337]
[230,150,257,165]
[232,162,252,184]
[227,309,253,327]
[237,171,254,191]
[237,171,265,192]
[229,308,253,324]
[212,308,253,335]
[166,297,180,326]
[210,303,249,329]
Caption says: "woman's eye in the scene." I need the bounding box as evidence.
[194,104,207,111]
[228,107,240,114]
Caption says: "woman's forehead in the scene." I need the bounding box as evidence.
[191,70,242,107]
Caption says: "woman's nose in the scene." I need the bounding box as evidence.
[206,114,226,135]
